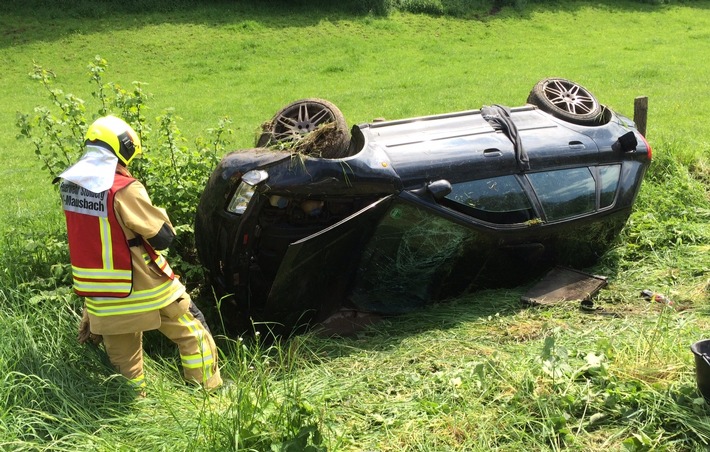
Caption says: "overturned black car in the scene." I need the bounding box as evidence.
[195,78,651,333]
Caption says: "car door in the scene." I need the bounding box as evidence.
[347,194,496,314]
[263,196,394,330]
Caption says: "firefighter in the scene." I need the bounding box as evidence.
[58,115,222,393]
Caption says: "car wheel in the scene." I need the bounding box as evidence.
[256,98,351,158]
[527,78,607,126]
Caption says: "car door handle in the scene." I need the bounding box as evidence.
[483,148,503,157]
[569,141,586,150]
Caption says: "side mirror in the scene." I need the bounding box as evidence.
[427,179,452,200]
[411,179,452,201]
[612,131,638,153]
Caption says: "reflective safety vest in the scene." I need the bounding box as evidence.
[61,174,179,316]
[61,175,135,297]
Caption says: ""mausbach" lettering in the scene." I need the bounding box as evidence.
[60,182,109,217]
[63,194,106,212]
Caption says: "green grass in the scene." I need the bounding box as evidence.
[1,1,710,450]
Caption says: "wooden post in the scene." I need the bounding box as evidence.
[634,96,648,136]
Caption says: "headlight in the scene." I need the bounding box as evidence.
[226,170,269,214]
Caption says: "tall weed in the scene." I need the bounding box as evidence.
[618,138,710,262]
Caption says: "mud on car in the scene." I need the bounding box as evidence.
[195,78,652,333]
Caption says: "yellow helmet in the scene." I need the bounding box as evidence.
[84,115,142,166]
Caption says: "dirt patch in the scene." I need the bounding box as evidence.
[316,308,383,337]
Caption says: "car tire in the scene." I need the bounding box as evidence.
[527,78,607,126]
[256,98,351,158]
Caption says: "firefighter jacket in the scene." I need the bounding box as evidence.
[61,166,186,335]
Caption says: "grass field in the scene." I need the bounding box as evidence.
[1,1,709,450]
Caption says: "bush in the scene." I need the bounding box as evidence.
[16,56,233,286]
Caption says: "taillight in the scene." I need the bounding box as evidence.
[639,134,652,160]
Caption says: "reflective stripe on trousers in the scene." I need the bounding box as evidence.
[101,307,222,391]
[159,311,220,388]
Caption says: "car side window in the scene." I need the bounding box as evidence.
[443,175,535,224]
[527,168,596,221]
[599,164,621,208]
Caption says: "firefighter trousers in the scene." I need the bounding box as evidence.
[102,299,222,391]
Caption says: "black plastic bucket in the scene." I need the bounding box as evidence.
[690,339,710,402]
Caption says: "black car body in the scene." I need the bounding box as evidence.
[195,79,651,332]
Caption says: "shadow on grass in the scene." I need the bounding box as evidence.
[211,286,532,357]
[201,241,627,350]
[338,288,528,343]
[1,0,709,49]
